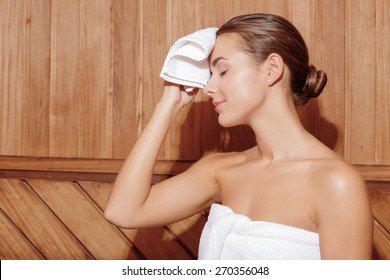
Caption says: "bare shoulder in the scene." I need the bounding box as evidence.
[313,157,373,259]
[314,158,367,197]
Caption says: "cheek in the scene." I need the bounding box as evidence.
[217,73,265,127]
[221,68,264,103]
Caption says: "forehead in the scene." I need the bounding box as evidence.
[210,33,242,61]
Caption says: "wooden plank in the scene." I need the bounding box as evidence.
[345,0,376,164]
[0,170,118,183]
[258,0,287,16]
[0,209,44,260]
[24,0,51,156]
[0,179,93,259]
[357,165,390,182]
[112,0,140,158]
[0,156,192,175]
[0,0,27,155]
[167,0,197,160]
[79,181,194,259]
[372,219,390,260]
[225,0,261,20]
[367,181,390,192]
[78,0,113,158]
[375,0,390,164]
[1,156,390,182]
[196,0,227,28]
[141,0,168,160]
[28,179,143,260]
[311,0,345,155]
[167,212,207,258]
[49,0,81,157]
[286,0,316,49]
[369,189,390,233]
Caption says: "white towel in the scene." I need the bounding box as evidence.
[198,204,321,260]
[160,27,218,92]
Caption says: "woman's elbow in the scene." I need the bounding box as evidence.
[104,207,135,229]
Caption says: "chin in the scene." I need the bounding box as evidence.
[218,115,243,128]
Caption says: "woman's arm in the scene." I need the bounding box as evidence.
[104,83,220,228]
[316,164,373,259]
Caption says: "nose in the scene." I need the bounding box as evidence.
[203,77,217,97]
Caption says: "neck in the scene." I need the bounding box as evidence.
[249,93,314,163]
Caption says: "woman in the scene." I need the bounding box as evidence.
[104,14,373,259]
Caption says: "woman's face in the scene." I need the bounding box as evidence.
[205,33,269,127]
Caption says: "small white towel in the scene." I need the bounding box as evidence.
[198,204,321,260]
[160,27,218,92]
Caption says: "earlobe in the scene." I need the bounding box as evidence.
[267,53,284,85]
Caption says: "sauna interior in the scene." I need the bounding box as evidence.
[0,0,389,259]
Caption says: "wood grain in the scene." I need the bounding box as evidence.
[0,177,389,260]
[0,209,44,259]
[375,0,390,164]
[345,0,376,164]
[28,179,143,259]
[0,0,27,155]
[0,0,389,163]
[49,0,81,157]
[79,180,194,259]
[0,179,93,259]
[112,0,140,158]
[373,219,390,260]
[25,0,51,156]
[369,189,390,233]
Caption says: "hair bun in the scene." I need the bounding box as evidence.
[302,64,327,102]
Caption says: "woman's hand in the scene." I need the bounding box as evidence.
[161,82,199,112]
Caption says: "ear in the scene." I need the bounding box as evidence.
[266,53,284,86]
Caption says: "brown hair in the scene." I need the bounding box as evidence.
[217,13,327,105]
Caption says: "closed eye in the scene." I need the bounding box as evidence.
[219,70,228,76]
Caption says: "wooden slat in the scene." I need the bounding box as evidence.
[0,156,192,175]
[375,0,390,164]
[0,0,27,155]
[167,212,207,257]
[24,0,51,156]
[79,181,194,259]
[112,0,140,158]
[49,0,81,157]
[372,219,390,260]
[311,0,345,155]
[369,189,390,233]
[27,179,143,260]
[258,0,287,16]
[0,209,44,260]
[0,0,388,165]
[78,0,113,158]
[224,0,262,21]
[141,0,168,160]
[357,165,390,182]
[168,0,197,160]
[345,0,376,164]
[1,156,390,182]
[0,179,92,259]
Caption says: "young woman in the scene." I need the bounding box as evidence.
[104,13,373,259]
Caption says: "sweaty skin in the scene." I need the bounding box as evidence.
[105,33,373,259]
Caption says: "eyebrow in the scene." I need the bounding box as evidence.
[211,56,228,67]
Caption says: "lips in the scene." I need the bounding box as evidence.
[212,100,225,112]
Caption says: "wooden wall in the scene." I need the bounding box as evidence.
[0,178,207,259]
[0,176,389,260]
[1,0,390,260]
[1,0,389,163]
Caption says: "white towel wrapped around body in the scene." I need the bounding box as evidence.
[160,27,218,92]
[198,203,320,260]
